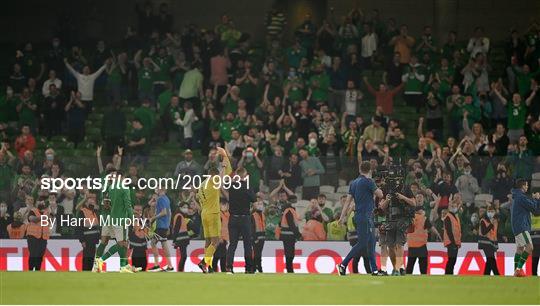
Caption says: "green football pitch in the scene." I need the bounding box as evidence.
[1,272,539,304]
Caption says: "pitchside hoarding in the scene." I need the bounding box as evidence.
[0,240,533,275]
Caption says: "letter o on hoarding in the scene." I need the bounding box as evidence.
[306,249,342,274]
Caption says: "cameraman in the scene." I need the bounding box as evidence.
[379,184,415,276]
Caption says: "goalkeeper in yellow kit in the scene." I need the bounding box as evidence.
[197,146,232,273]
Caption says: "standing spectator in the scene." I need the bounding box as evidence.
[101,103,126,156]
[175,101,196,149]
[280,153,302,191]
[506,93,530,143]
[455,163,480,206]
[467,27,490,58]
[174,149,203,179]
[309,64,330,104]
[41,85,65,139]
[41,70,62,97]
[134,50,160,104]
[402,56,426,112]
[363,77,403,115]
[237,147,263,192]
[389,25,415,64]
[361,115,386,144]
[383,52,404,88]
[299,148,325,200]
[14,125,36,159]
[179,62,204,105]
[360,23,377,70]
[127,119,149,166]
[64,58,107,112]
[64,92,86,146]
[343,80,363,121]
[508,136,533,180]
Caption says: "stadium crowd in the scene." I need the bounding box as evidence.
[1,1,540,274]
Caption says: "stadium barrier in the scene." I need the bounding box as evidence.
[0,240,532,275]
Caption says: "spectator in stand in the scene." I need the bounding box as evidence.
[302,208,326,241]
[363,76,403,115]
[41,84,65,139]
[14,125,35,160]
[64,57,107,112]
[383,52,404,88]
[402,55,426,112]
[41,70,62,97]
[64,91,86,146]
[467,27,490,58]
[360,22,377,70]
[127,119,149,166]
[179,62,204,105]
[299,148,325,200]
[362,115,386,145]
[455,163,480,206]
[280,153,302,191]
[389,25,415,64]
[174,149,203,180]
[134,50,160,105]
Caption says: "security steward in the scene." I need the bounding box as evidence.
[443,202,462,275]
[251,197,266,273]
[532,212,540,276]
[478,205,500,275]
[171,203,193,272]
[406,197,441,275]
[226,167,256,273]
[276,188,301,273]
[7,212,27,239]
[26,200,50,271]
[75,193,100,271]
[129,204,149,271]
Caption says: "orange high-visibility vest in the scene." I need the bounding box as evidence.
[443,212,461,247]
[172,213,188,234]
[407,212,428,248]
[252,211,266,241]
[7,223,27,239]
[220,211,230,241]
[80,207,97,229]
[26,208,50,240]
[280,207,299,228]
[479,218,497,242]
[301,219,326,241]
[252,211,266,232]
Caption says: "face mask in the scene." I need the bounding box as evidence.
[289,71,296,78]
[38,204,46,210]
[309,138,317,146]
[246,152,254,158]
[465,202,472,208]
[0,207,7,214]
[46,154,54,161]
[471,215,478,224]
[255,204,263,211]
[464,170,471,175]
[450,207,459,214]
[180,208,189,214]
[487,212,495,219]
[6,89,13,96]
[88,204,95,210]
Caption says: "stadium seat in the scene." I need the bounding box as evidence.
[319,185,335,194]
[532,172,540,181]
[336,186,349,194]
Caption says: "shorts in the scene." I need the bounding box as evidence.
[515,231,532,248]
[378,230,388,247]
[385,222,407,247]
[152,228,169,243]
[101,225,128,242]
[202,212,221,238]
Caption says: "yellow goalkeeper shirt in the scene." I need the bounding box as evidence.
[197,159,232,215]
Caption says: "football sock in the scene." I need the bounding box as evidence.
[514,253,521,270]
[517,251,529,269]
[118,245,128,267]
[204,244,216,267]
[96,243,106,258]
[101,244,119,261]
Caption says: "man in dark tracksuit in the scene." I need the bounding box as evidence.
[226,168,256,273]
